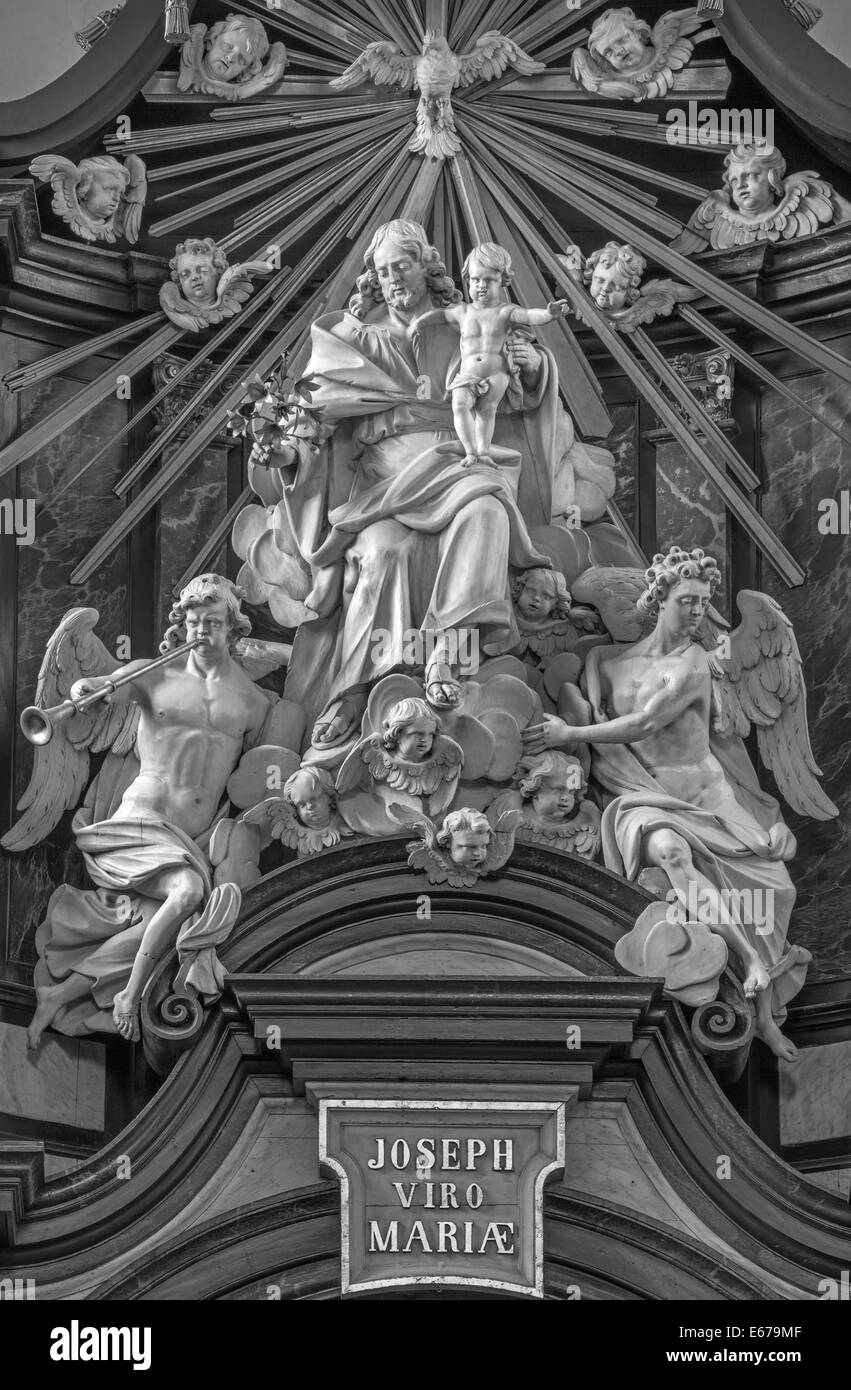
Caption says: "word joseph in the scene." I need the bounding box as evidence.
[367,1133,517,1256]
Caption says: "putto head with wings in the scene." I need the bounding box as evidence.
[239,764,354,857]
[337,697,464,815]
[512,751,601,858]
[570,241,700,332]
[680,140,839,251]
[331,29,545,160]
[572,6,716,102]
[391,803,521,888]
[29,153,147,245]
[159,237,274,332]
[178,16,287,101]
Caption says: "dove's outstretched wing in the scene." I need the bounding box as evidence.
[456,31,546,85]
[388,802,453,883]
[483,806,522,873]
[612,278,701,333]
[114,155,147,245]
[331,42,418,90]
[29,155,91,241]
[710,590,838,820]
[2,609,140,852]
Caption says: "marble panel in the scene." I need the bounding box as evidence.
[760,373,851,979]
[0,1019,105,1130]
[654,438,731,614]
[606,403,638,536]
[156,444,230,635]
[778,1037,851,1145]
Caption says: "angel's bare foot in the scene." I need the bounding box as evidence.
[112,989,141,1042]
[27,986,64,1048]
[742,960,771,997]
[311,691,367,748]
[425,659,463,708]
[755,1018,798,1062]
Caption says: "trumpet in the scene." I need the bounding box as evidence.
[20,639,203,746]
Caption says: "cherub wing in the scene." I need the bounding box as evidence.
[331,42,417,91]
[649,7,705,66]
[568,802,602,859]
[710,590,838,820]
[29,154,90,240]
[159,279,202,332]
[237,794,301,848]
[483,806,522,873]
[114,155,147,245]
[387,802,452,883]
[570,566,655,644]
[525,619,576,657]
[456,32,546,86]
[613,279,701,333]
[178,26,207,91]
[1,609,139,852]
[772,173,836,239]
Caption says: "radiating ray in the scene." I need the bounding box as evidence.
[172,487,254,597]
[4,314,163,394]
[449,0,493,50]
[512,0,605,50]
[239,0,366,55]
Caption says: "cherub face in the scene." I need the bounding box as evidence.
[532,770,577,822]
[175,252,220,305]
[727,159,776,215]
[597,20,650,72]
[466,256,502,308]
[395,713,437,763]
[516,573,559,621]
[449,829,490,868]
[589,259,631,310]
[81,171,125,220]
[287,773,334,830]
[373,240,429,313]
[205,24,253,81]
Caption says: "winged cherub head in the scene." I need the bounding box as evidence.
[283,766,338,831]
[169,237,229,307]
[585,241,647,310]
[638,546,722,645]
[517,751,587,823]
[437,807,492,869]
[77,156,130,222]
[382,697,441,763]
[588,7,654,72]
[723,141,787,217]
[162,573,251,655]
[512,568,572,624]
[204,14,269,83]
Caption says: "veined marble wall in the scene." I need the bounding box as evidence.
[760,371,851,981]
[655,438,731,614]
[5,342,131,968]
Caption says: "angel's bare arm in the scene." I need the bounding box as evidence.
[509,301,569,327]
[529,659,702,752]
[71,658,155,707]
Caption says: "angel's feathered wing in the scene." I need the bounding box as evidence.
[388,802,454,883]
[612,279,701,333]
[331,41,417,90]
[29,154,91,241]
[2,609,139,852]
[483,807,522,873]
[711,590,838,820]
[114,155,147,245]
[772,173,836,238]
[456,32,546,85]
[159,280,204,331]
[178,27,207,91]
[570,566,654,644]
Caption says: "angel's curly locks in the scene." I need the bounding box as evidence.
[437,807,491,848]
[160,573,251,653]
[637,546,722,615]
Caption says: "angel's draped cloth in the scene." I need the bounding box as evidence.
[240,308,613,730]
[34,810,238,1036]
[594,731,807,1020]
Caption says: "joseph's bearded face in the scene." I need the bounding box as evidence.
[372,240,430,313]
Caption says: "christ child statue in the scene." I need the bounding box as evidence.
[415,242,569,467]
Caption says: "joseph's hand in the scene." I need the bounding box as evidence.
[505,339,542,382]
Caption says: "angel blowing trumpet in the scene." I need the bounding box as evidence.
[523,544,836,1061]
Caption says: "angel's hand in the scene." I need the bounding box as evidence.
[522,715,579,753]
[70,676,112,702]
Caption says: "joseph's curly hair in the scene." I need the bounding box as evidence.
[637,546,722,615]
[160,573,251,653]
[584,241,646,302]
[169,237,228,283]
[437,807,491,848]
[349,220,461,319]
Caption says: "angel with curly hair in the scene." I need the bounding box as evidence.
[523,545,837,1059]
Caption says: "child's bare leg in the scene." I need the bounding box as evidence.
[473,371,509,460]
[451,386,479,465]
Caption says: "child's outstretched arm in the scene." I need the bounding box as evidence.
[510,301,570,327]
